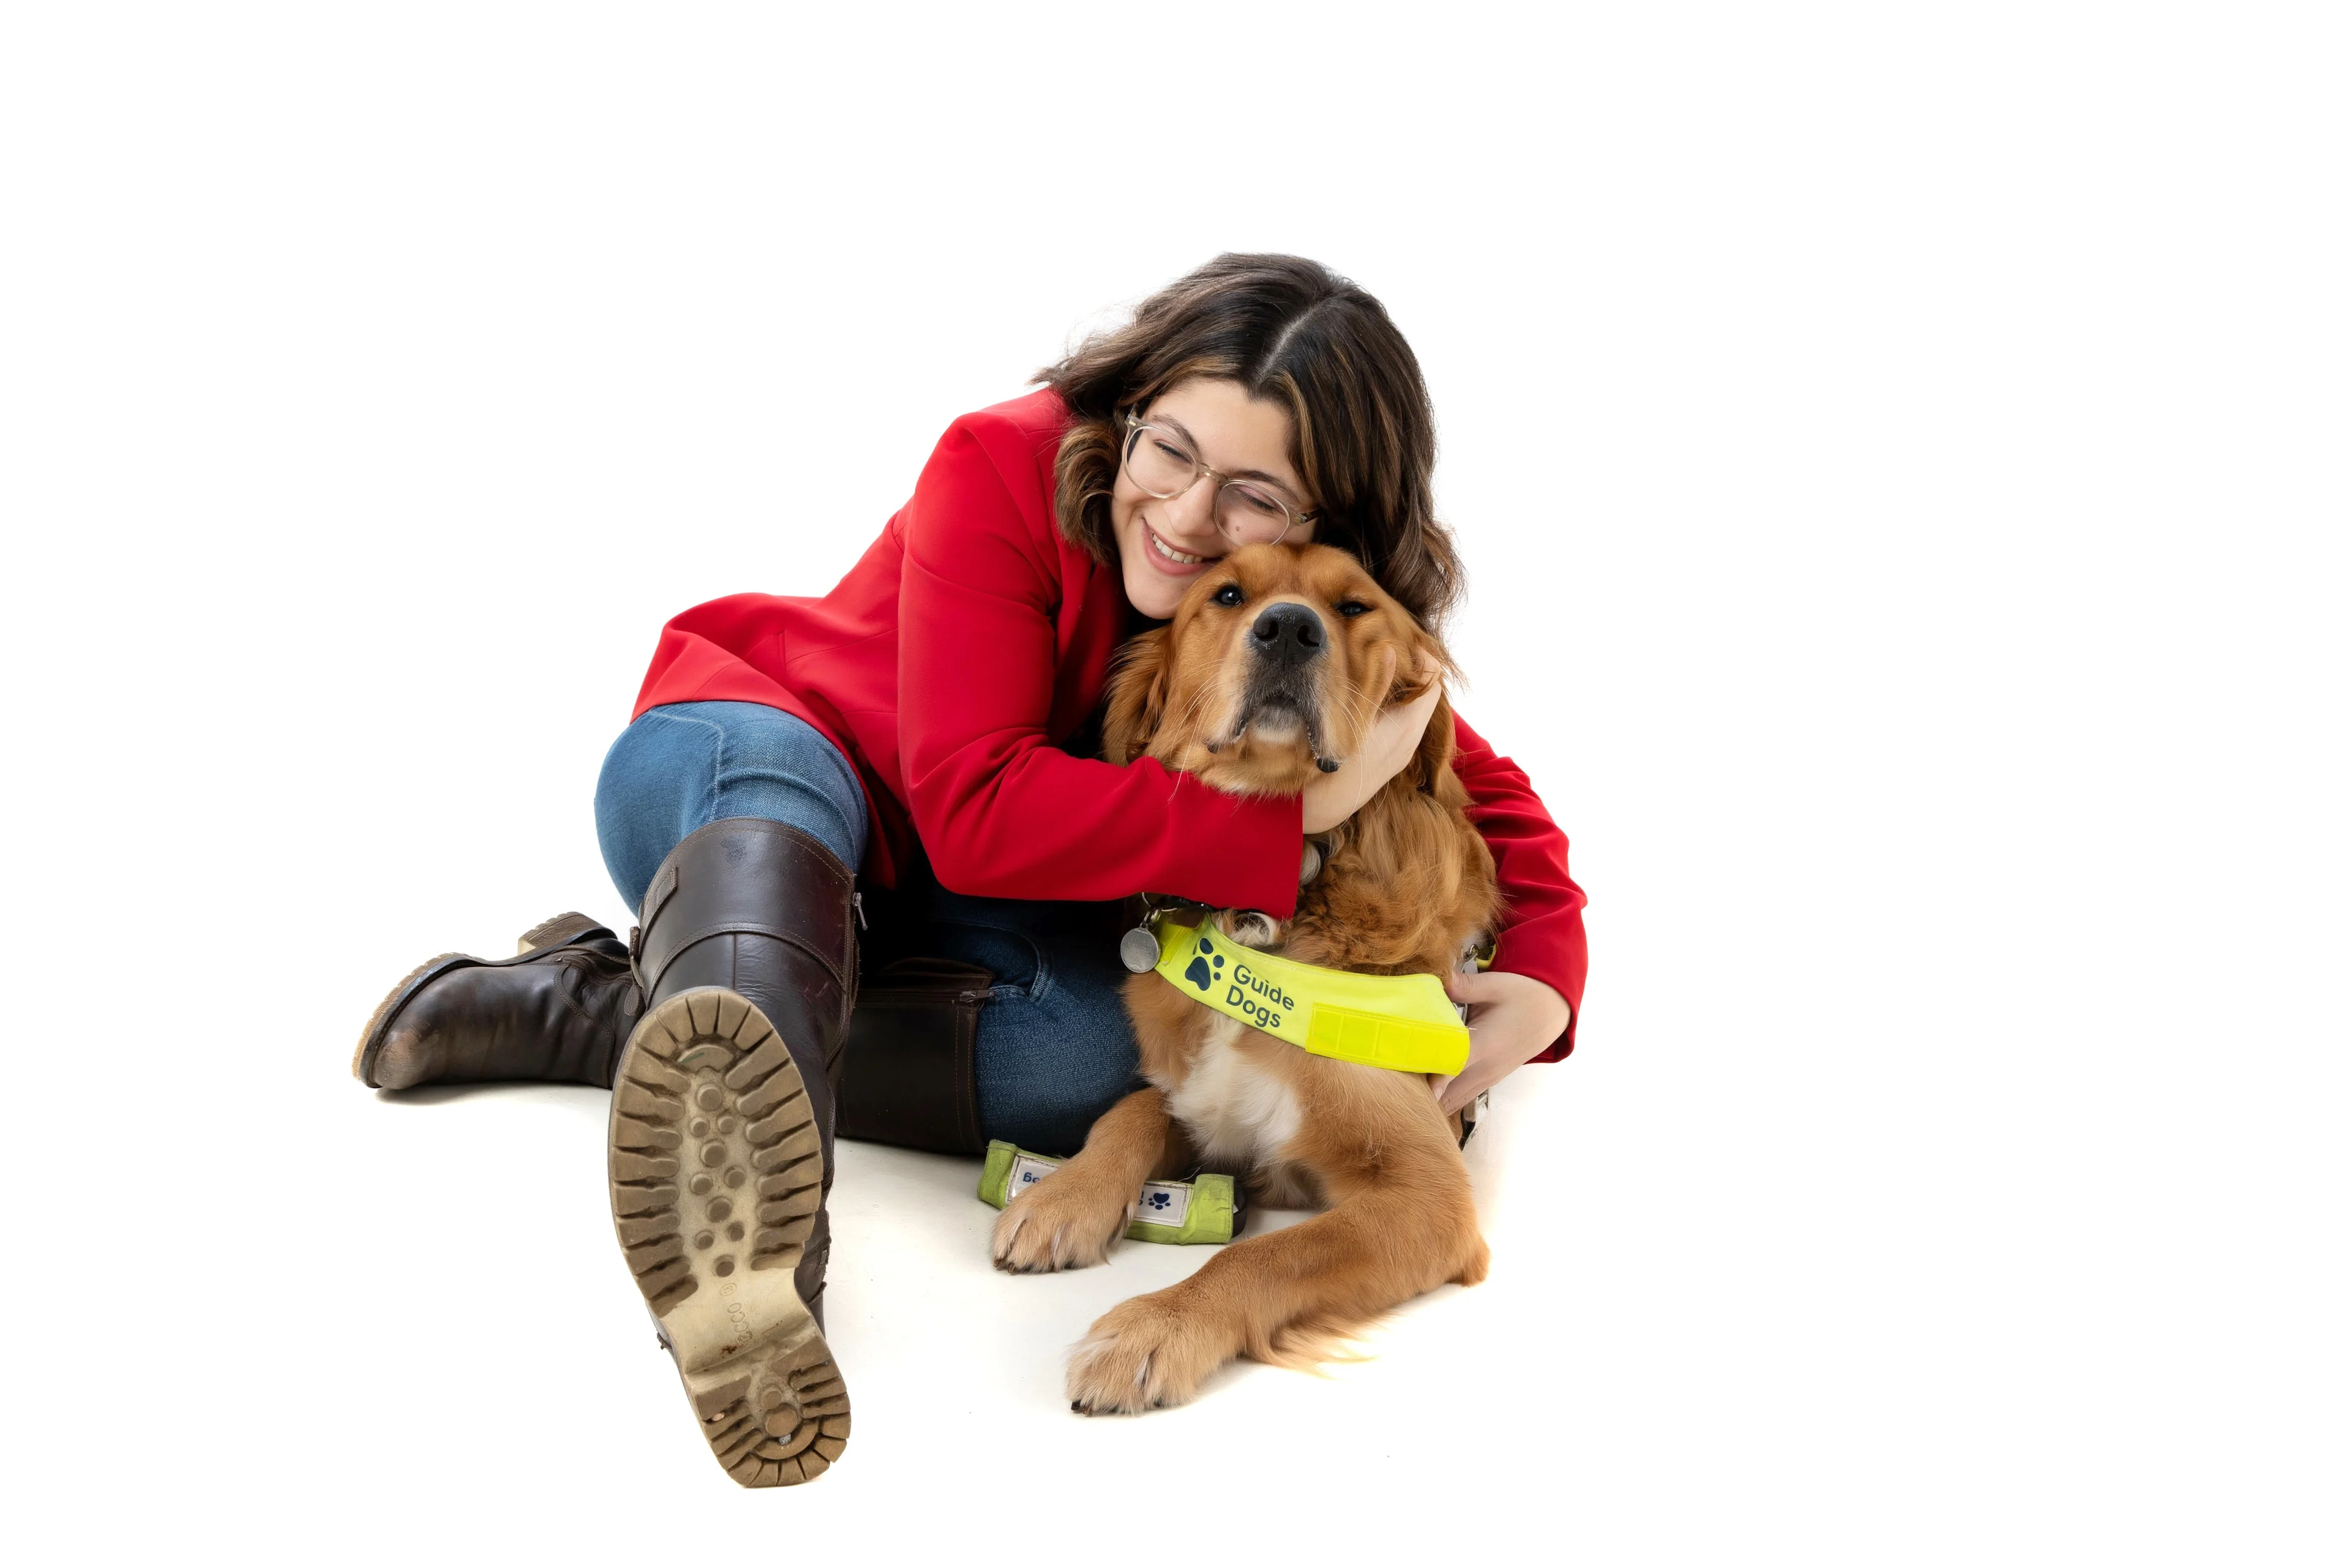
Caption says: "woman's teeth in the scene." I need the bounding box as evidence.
[1152,530,1204,566]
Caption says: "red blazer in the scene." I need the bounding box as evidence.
[632,389,1588,1059]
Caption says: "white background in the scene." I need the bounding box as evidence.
[4,4,2344,1563]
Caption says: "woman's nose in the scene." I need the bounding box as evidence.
[1158,473,1221,540]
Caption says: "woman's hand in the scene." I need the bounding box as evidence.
[1299,656,1443,835]
[1430,969,1570,1116]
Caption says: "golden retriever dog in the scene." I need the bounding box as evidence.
[989,542,1499,1412]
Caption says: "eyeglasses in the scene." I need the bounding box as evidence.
[1122,413,1317,549]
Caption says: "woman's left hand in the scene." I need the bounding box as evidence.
[1430,969,1570,1116]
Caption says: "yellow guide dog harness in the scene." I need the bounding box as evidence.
[1147,916,1473,1076]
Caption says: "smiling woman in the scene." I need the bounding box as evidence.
[1042,253,1463,629]
[351,253,1588,1488]
[1111,380,1315,610]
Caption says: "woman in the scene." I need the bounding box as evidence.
[354,254,1587,1484]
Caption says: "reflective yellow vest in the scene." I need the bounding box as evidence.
[1150,917,1471,1076]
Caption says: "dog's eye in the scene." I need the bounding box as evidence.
[1337,600,1369,618]
[1212,583,1245,607]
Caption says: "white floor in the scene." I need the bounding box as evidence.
[304,1032,1607,1560]
[30,919,2336,1564]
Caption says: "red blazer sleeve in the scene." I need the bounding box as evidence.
[898,415,1305,912]
[1453,711,1588,1060]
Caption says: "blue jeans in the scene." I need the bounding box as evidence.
[594,700,1142,1155]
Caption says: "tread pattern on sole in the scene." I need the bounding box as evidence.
[608,987,847,1488]
[693,1334,853,1487]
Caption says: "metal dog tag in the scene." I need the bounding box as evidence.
[1119,925,1161,973]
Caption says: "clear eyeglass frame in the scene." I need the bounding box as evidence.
[1121,413,1318,549]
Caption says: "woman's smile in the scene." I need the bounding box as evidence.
[1141,520,1217,574]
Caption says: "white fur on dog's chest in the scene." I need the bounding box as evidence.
[1160,1015,1302,1169]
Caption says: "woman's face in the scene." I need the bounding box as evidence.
[1111,377,1318,620]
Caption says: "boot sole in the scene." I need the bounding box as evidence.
[351,913,607,1087]
[608,988,849,1487]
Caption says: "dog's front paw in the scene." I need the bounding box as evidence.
[1066,1290,1229,1414]
[991,1171,1130,1274]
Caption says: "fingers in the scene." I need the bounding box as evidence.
[1444,968,1508,1005]
[1382,676,1442,749]
[1432,1070,1481,1117]
[1438,1075,1481,1116]
[1385,643,1446,707]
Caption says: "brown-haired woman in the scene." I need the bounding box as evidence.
[353,253,1588,1486]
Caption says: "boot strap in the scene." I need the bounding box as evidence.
[631,818,856,1018]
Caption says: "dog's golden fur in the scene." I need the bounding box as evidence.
[989,542,1499,1412]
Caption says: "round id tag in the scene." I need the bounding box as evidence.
[1119,925,1161,973]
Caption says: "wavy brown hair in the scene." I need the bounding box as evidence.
[1037,254,1463,628]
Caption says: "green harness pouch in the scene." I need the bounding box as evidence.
[977,1139,1243,1245]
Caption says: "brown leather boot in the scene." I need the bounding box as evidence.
[353,913,643,1090]
[606,817,857,1488]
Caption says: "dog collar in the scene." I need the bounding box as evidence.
[1149,917,1471,1076]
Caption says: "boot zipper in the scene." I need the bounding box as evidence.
[852,891,867,930]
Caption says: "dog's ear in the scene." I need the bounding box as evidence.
[1400,627,1464,797]
[1102,627,1172,765]
[1385,623,1458,705]
[1406,689,1464,798]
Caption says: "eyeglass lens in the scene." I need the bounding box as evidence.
[1124,425,1295,547]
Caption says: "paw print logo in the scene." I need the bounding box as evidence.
[1146,1190,1173,1212]
[1183,938,1224,993]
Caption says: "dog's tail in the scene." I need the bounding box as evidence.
[1247,1308,1387,1375]
[1247,1232,1489,1372]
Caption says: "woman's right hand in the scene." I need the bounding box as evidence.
[1299,659,1444,835]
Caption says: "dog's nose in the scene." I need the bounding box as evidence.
[1250,602,1325,666]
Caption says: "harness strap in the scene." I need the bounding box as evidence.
[1150,918,1471,1076]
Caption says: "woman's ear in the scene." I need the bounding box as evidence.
[1102,627,1171,765]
